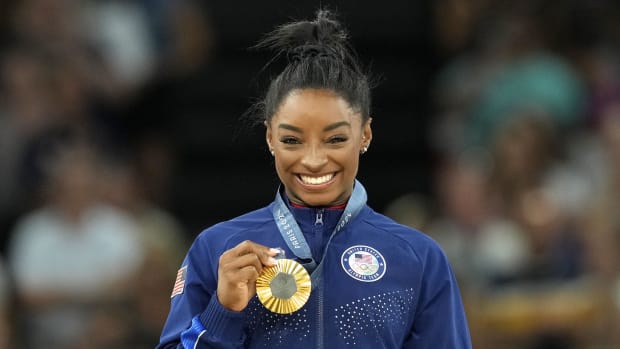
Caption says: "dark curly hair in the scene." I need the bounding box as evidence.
[252,10,372,125]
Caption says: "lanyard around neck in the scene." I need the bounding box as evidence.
[272,179,367,276]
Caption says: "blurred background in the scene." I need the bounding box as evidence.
[0,0,619,348]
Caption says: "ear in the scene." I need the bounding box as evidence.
[265,121,274,154]
[362,117,373,148]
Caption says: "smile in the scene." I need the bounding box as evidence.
[298,173,335,185]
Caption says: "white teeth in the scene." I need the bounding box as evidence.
[300,174,334,185]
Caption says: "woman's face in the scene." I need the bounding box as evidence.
[266,89,372,207]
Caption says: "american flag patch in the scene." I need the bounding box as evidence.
[355,253,373,264]
[171,266,187,298]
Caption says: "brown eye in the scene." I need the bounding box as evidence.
[281,137,300,145]
[328,136,348,144]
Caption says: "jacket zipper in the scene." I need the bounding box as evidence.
[314,208,324,258]
[317,284,324,349]
[315,208,324,349]
[315,209,323,225]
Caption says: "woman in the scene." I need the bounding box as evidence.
[157,10,471,349]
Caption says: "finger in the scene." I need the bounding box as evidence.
[237,265,260,284]
[220,265,260,291]
[221,253,265,276]
[231,240,279,266]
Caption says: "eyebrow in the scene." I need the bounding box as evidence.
[278,121,351,133]
[324,121,351,131]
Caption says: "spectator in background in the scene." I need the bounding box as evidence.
[579,102,620,347]
[487,115,588,282]
[120,0,214,208]
[0,45,54,244]
[99,157,188,346]
[426,149,529,290]
[7,140,145,349]
[582,102,620,283]
[486,116,557,218]
[0,42,126,254]
[0,0,138,247]
[82,0,156,97]
[431,2,586,155]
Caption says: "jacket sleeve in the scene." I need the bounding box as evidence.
[156,234,247,349]
[403,243,472,349]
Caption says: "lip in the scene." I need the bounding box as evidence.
[296,172,337,190]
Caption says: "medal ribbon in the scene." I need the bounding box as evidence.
[272,179,367,283]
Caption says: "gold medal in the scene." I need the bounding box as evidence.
[256,259,311,314]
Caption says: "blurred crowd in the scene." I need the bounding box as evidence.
[0,0,211,347]
[1,0,620,349]
[386,1,620,348]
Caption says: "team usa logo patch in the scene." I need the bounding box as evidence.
[171,266,187,298]
[341,245,386,282]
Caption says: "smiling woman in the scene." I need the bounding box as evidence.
[267,89,372,207]
[157,9,471,349]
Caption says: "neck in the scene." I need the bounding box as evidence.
[289,201,347,210]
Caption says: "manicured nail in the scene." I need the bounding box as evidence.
[268,257,277,265]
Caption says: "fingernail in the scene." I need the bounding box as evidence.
[269,248,281,255]
[268,257,277,265]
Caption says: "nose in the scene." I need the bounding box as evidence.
[300,144,328,171]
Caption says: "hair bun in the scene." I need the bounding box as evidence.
[257,10,348,63]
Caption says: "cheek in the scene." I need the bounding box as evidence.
[273,154,296,180]
[274,152,294,168]
[341,150,361,172]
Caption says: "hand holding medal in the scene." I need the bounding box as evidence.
[256,249,311,314]
[217,241,280,312]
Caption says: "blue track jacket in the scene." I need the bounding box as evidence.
[157,197,472,348]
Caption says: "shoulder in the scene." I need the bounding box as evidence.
[359,207,447,261]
